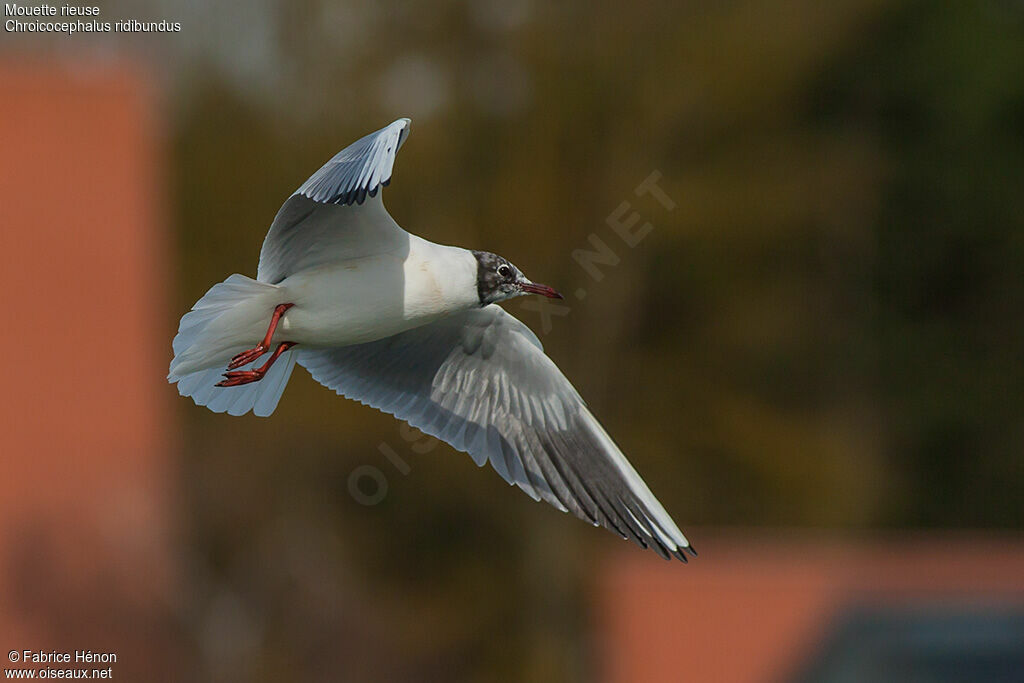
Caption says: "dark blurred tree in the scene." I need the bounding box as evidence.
[803,0,1024,527]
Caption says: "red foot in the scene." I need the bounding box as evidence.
[216,341,296,387]
[228,345,268,370]
[226,303,295,370]
[216,370,264,387]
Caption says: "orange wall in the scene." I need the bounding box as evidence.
[0,60,179,680]
[595,533,1024,683]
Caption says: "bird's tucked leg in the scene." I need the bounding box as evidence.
[217,341,297,387]
[227,303,294,370]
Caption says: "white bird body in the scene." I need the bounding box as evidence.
[168,118,696,562]
[171,227,478,376]
[276,237,479,348]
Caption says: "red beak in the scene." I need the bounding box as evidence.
[519,282,564,299]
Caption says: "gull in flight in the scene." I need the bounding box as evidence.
[168,119,695,561]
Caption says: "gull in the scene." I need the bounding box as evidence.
[168,118,695,561]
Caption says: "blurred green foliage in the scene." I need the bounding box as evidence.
[169,1,1024,681]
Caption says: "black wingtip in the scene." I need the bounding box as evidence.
[685,544,698,558]
[671,547,689,563]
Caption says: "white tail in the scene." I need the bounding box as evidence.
[168,274,297,417]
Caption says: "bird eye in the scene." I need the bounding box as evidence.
[497,265,512,278]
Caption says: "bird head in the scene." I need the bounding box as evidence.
[472,251,563,305]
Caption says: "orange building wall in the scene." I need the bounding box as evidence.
[0,60,179,680]
[596,533,1024,683]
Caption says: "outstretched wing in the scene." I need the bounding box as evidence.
[257,118,412,284]
[297,305,694,561]
[296,117,411,206]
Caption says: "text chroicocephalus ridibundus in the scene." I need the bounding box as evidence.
[168,118,695,561]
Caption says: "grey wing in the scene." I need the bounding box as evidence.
[297,305,694,561]
[296,117,411,206]
[257,118,412,284]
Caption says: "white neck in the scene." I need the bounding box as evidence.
[402,236,480,319]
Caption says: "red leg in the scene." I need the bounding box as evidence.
[217,342,296,387]
[227,303,295,370]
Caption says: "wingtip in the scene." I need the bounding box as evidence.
[396,119,412,148]
[670,547,689,563]
[664,543,696,564]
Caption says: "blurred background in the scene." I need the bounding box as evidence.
[2,1,1023,681]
